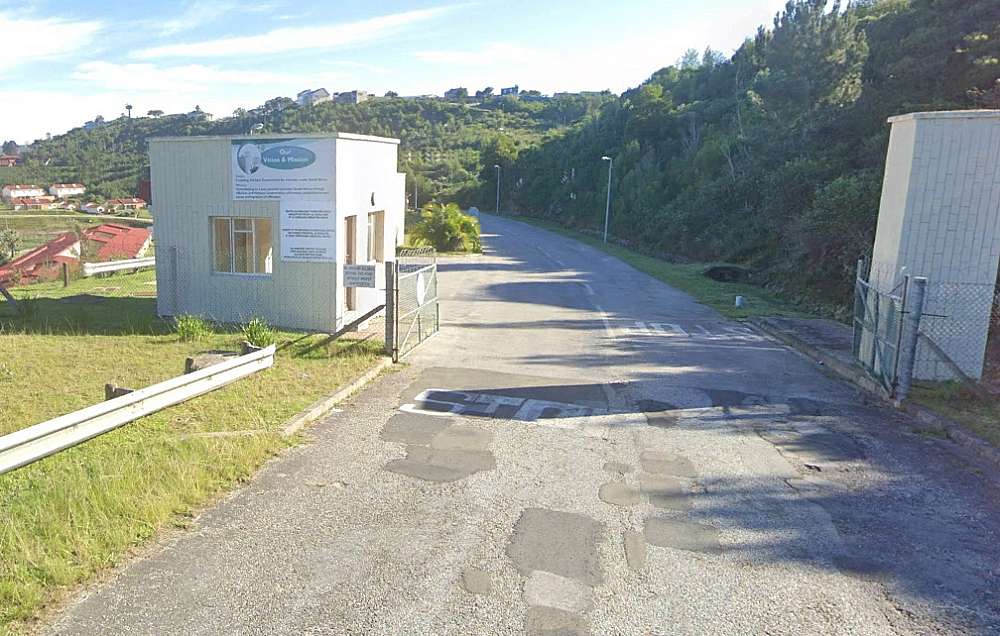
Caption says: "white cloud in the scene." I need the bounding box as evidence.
[157,1,282,36]
[72,61,296,93]
[0,13,102,72]
[414,43,533,67]
[133,6,453,60]
[159,1,237,36]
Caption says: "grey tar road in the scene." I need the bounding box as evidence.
[50,214,1000,635]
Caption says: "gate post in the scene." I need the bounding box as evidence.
[894,276,928,403]
[384,260,395,360]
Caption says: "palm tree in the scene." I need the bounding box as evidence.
[125,103,133,119]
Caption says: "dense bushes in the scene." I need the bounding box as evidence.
[506,0,1000,311]
[409,203,481,253]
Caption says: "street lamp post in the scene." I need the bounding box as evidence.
[494,164,501,215]
[601,156,613,243]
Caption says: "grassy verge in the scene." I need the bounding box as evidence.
[511,216,804,319]
[910,383,1000,448]
[0,275,385,631]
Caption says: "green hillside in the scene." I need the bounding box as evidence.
[1,94,612,203]
[504,0,999,314]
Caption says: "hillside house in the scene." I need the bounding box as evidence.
[0,232,79,286]
[0,224,152,286]
[10,195,57,210]
[108,197,147,211]
[81,202,106,214]
[336,90,369,105]
[500,85,519,96]
[2,184,45,202]
[297,88,331,106]
[83,224,152,260]
[0,155,20,167]
[49,183,87,198]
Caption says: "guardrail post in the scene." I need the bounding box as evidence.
[384,260,395,359]
[894,276,927,403]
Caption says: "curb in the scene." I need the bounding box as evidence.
[748,317,890,400]
[281,357,394,437]
[748,316,1000,473]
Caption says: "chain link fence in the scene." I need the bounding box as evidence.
[918,280,1000,383]
[0,251,158,332]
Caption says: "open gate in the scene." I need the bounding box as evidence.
[386,247,439,362]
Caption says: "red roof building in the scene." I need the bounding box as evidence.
[0,155,20,167]
[108,197,147,209]
[0,224,152,286]
[0,232,79,286]
[82,224,152,261]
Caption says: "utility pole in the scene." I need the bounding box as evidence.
[601,156,613,242]
[494,164,501,215]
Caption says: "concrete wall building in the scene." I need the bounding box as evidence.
[335,91,369,105]
[869,110,1000,379]
[297,88,331,106]
[2,184,45,201]
[149,133,405,332]
[49,183,86,198]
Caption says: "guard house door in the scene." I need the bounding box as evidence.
[345,215,357,311]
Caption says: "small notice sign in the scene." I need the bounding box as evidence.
[280,199,335,262]
[344,264,377,288]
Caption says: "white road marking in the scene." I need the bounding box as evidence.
[595,305,617,339]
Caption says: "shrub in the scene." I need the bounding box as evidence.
[409,202,481,252]
[241,316,275,348]
[174,314,211,341]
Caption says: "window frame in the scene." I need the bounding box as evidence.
[211,216,273,277]
[367,210,384,263]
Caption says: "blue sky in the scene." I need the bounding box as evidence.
[0,0,789,144]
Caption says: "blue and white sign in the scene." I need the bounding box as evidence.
[232,138,333,201]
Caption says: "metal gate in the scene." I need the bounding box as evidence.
[852,259,927,400]
[852,273,904,394]
[386,246,439,361]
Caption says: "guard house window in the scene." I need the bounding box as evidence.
[212,217,272,274]
[367,211,384,262]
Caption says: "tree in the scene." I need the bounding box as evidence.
[385,91,399,98]
[125,103,132,118]
[679,48,702,69]
[147,109,164,118]
[0,228,22,261]
[233,107,247,118]
[2,140,18,155]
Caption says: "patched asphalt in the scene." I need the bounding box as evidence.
[45,213,1000,635]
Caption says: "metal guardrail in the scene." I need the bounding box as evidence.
[0,345,276,475]
[82,256,156,277]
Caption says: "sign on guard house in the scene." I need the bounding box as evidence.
[343,264,377,288]
[149,132,407,333]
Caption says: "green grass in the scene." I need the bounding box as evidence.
[0,273,387,631]
[512,216,805,319]
[910,382,1000,448]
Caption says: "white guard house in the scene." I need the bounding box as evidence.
[149,133,406,332]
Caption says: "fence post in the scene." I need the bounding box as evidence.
[895,276,928,403]
[384,261,395,359]
[62,263,69,287]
